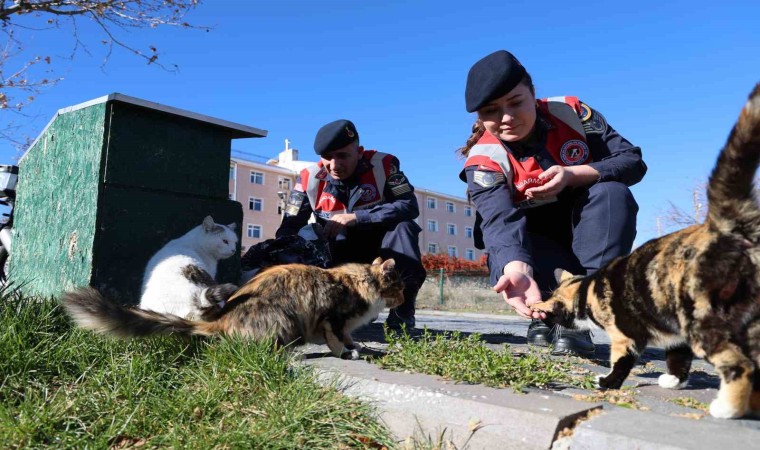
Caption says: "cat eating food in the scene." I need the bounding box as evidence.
[532,83,760,419]
[63,257,404,360]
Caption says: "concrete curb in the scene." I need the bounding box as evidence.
[307,358,600,450]
[304,357,760,450]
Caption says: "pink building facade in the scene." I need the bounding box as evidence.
[229,143,484,261]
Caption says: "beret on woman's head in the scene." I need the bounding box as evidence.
[465,50,526,113]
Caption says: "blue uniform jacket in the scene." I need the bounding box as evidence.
[276,155,419,238]
[461,103,647,279]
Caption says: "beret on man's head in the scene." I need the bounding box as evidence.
[313,119,359,155]
[465,50,527,113]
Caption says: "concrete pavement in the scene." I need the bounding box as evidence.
[301,310,760,449]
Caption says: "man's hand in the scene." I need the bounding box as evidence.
[493,271,545,319]
[323,213,357,239]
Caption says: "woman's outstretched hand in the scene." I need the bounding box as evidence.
[493,271,545,319]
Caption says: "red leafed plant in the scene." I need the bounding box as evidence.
[421,253,488,275]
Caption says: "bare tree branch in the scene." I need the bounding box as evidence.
[0,0,207,148]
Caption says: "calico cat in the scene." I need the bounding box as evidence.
[532,83,760,419]
[139,216,239,319]
[63,257,403,359]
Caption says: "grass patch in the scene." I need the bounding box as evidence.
[0,294,394,449]
[669,396,709,412]
[378,328,594,391]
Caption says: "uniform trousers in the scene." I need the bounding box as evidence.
[522,181,638,298]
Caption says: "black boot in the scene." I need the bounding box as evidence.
[526,319,552,347]
[552,327,596,357]
[385,308,415,330]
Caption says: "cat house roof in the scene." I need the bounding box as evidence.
[23,93,267,161]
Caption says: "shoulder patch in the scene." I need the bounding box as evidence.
[473,170,506,188]
[387,172,412,196]
[579,102,607,134]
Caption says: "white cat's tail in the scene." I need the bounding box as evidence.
[63,287,222,338]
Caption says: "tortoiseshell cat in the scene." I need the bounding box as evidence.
[64,258,403,360]
[532,83,760,419]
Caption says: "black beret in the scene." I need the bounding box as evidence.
[465,50,527,113]
[313,119,359,155]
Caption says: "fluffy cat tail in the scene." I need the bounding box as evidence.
[63,287,222,338]
[706,82,760,237]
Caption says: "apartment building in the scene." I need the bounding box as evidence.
[229,141,483,261]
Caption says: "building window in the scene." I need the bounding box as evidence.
[229,165,235,180]
[428,242,438,254]
[248,197,263,211]
[250,171,264,185]
[465,227,473,238]
[427,197,437,209]
[446,201,455,213]
[464,205,473,217]
[247,224,262,239]
[427,220,438,232]
[448,246,458,258]
[465,249,475,261]
[278,177,291,190]
[447,223,456,235]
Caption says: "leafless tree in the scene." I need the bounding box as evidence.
[0,1,206,113]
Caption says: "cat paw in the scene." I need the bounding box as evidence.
[658,374,688,389]
[596,374,623,390]
[340,349,361,360]
[709,398,745,419]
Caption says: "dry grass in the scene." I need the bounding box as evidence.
[416,275,511,315]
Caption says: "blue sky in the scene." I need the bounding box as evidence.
[2,0,759,247]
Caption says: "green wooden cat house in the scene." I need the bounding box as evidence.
[11,94,267,303]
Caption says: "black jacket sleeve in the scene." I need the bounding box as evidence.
[582,104,647,186]
[464,166,533,282]
[275,189,313,238]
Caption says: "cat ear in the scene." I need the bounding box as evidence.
[371,257,383,266]
[381,259,396,273]
[227,222,237,231]
[202,216,215,232]
[554,269,577,284]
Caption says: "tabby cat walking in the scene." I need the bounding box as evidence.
[533,83,760,419]
[64,258,403,360]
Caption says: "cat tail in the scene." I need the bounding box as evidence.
[63,287,223,338]
[706,82,760,239]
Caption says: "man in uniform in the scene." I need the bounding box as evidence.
[276,119,426,330]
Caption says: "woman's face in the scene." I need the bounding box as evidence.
[476,83,537,142]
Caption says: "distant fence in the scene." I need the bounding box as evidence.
[418,268,498,312]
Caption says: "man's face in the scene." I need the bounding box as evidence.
[320,142,362,180]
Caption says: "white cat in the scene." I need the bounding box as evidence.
[139,216,238,319]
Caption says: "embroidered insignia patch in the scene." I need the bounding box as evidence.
[359,184,378,202]
[285,205,300,216]
[387,173,412,196]
[582,109,607,134]
[287,191,305,207]
[559,140,590,165]
[387,173,407,186]
[473,170,506,188]
[579,102,593,122]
